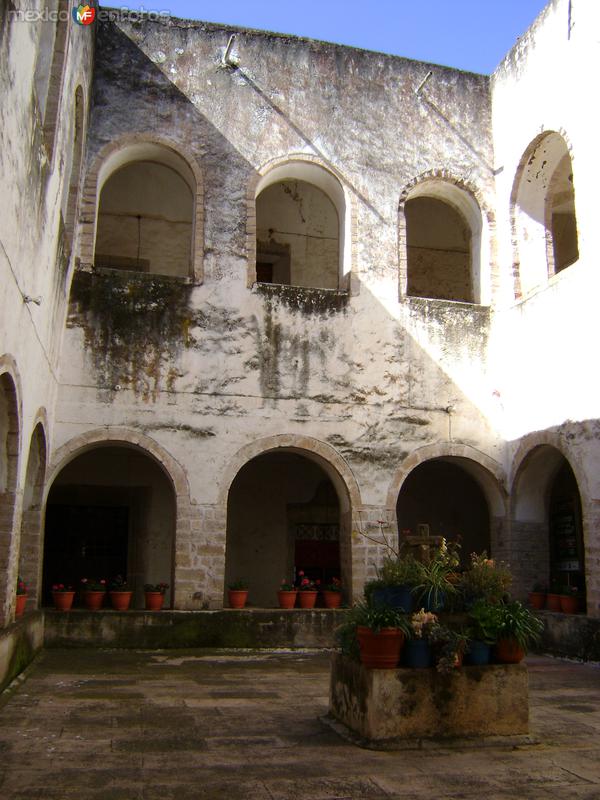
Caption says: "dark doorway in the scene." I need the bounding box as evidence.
[43,504,129,605]
[397,459,490,563]
[549,460,586,608]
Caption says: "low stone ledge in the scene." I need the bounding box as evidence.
[43,608,350,649]
[329,652,529,744]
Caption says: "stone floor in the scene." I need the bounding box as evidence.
[0,649,599,800]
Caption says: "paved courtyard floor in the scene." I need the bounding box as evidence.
[0,649,599,799]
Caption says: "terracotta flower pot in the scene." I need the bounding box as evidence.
[323,590,342,609]
[546,593,562,611]
[145,591,165,611]
[298,590,318,609]
[560,594,579,614]
[110,591,133,611]
[227,589,248,609]
[277,590,297,609]
[83,591,105,611]
[357,626,405,669]
[53,591,75,611]
[495,637,525,664]
[528,592,546,610]
[15,594,27,617]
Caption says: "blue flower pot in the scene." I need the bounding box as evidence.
[371,586,413,613]
[402,639,432,668]
[465,640,491,666]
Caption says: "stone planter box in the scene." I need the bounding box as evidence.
[329,652,529,744]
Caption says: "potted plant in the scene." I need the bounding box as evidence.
[80,577,107,610]
[413,559,455,613]
[460,551,512,606]
[403,609,439,668]
[431,624,469,673]
[51,583,76,611]
[109,575,133,611]
[339,602,410,669]
[546,578,562,611]
[372,553,422,613]
[559,584,580,614]
[15,576,27,618]
[494,600,544,663]
[277,579,297,609]
[527,582,547,610]
[465,598,504,665]
[144,582,169,611]
[322,577,343,609]
[297,572,319,609]
[227,580,248,609]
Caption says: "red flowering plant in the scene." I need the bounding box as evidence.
[279,578,296,591]
[144,582,169,594]
[81,578,107,592]
[16,576,27,595]
[324,577,342,592]
[297,571,320,591]
[52,583,74,592]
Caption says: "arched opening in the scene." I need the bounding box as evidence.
[94,144,195,278]
[256,180,339,288]
[396,458,490,562]
[253,160,348,290]
[512,132,579,295]
[513,445,586,609]
[18,424,47,607]
[0,370,20,622]
[42,445,176,608]
[402,179,486,304]
[225,451,346,606]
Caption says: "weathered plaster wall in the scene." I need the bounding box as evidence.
[490,0,600,613]
[0,2,94,624]
[54,15,501,607]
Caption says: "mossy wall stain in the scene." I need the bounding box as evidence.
[69,271,194,401]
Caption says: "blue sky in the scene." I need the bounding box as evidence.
[111,0,550,74]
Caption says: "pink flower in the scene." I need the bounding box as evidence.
[298,570,304,577]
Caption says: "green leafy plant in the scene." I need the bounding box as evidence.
[110,575,129,591]
[336,601,411,661]
[467,598,504,644]
[413,558,456,611]
[16,577,27,595]
[144,582,170,593]
[378,554,423,587]
[497,600,544,650]
[279,578,296,592]
[81,578,107,592]
[324,577,342,592]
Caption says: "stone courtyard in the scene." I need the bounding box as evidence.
[1,649,600,799]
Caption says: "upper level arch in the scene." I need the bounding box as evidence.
[247,155,354,291]
[79,134,204,282]
[510,130,579,299]
[399,172,496,306]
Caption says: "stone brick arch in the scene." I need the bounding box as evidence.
[398,170,498,306]
[509,431,592,614]
[0,357,22,625]
[386,442,507,517]
[246,154,358,292]
[218,434,362,513]
[220,434,362,603]
[509,129,578,300]
[46,428,193,608]
[509,431,589,521]
[78,133,204,282]
[18,417,48,608]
